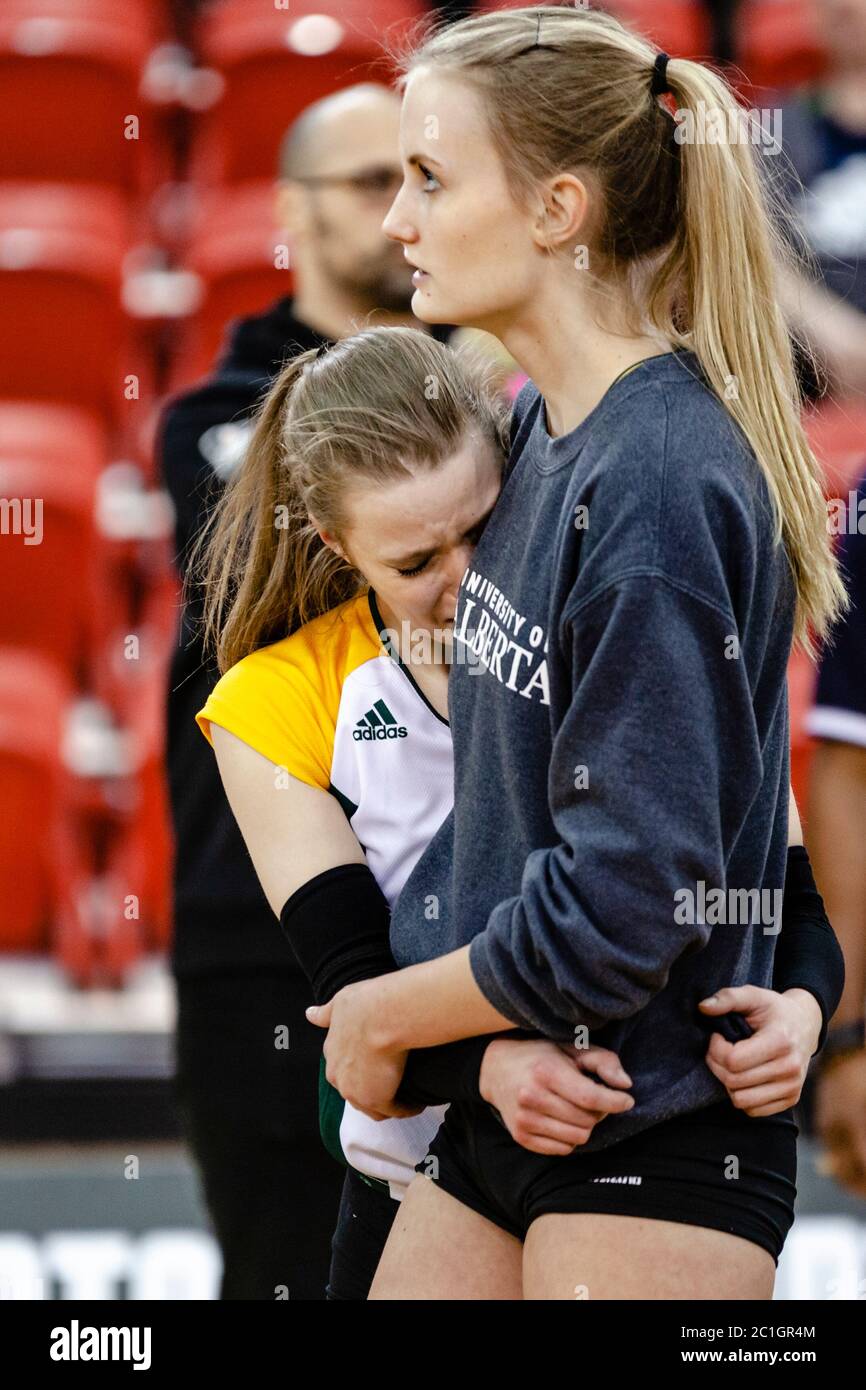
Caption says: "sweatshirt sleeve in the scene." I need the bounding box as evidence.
[468,569,767,1036]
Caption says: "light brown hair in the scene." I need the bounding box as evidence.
[194,326,510,672]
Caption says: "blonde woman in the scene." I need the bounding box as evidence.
[298,7,849,1300]
[195,329,840,1299]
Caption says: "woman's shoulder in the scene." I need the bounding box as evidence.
[195,591,382,783]
[196,590,380,758]
[575,355,776,603]
[592,351,762,503]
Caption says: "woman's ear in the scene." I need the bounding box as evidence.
[310,516,348,562]
[533,171,593,254]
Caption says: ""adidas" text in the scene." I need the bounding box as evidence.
[354,700,408,741]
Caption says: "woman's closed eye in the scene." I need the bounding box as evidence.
[417,162,440,193]
[396,518,491,578]
[397,557,431,578]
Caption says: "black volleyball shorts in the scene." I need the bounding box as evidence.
[414,1094,798,1265]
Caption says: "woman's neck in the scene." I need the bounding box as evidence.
[494,279,673,438]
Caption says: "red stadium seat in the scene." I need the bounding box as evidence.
[0,405,113,673]
[191,0,427,186]
[0,651,70,950]
[104,692,175,971]
[0,456,98,682]
[0,405,176,712]
[0,0,162,192]
[736,1,827,98]
[0,183,142,424]
[803,396,866,501]
[167,180,293,389]
[0,401,107,482]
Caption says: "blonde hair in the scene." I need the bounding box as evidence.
[389,4,846,652]
[194,326,510,673]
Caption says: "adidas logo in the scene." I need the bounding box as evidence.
[353,700,408,741]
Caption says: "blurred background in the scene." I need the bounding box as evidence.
[0,0,865,1300]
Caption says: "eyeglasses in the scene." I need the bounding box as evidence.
[292,166,404,202]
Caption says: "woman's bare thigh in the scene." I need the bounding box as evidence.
[368,1174,523,1301]
[523,1212,776,1301]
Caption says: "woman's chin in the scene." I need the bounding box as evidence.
[411,287,443,321]
[411,288,473,327]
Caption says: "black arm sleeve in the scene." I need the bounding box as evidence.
[773,844,845,1055]
[279,863,496,1106]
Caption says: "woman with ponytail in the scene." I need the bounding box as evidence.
[291,7,849,1299]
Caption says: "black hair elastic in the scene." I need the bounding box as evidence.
[650,51,671,97]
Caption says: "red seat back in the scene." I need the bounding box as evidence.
[0,650,68,949]
[192,0,427,186]
[0,184,131,422]
[0,0,157,190]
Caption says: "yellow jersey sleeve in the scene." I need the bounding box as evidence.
[196,638,338,792]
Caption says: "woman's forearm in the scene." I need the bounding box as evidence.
[368,946,519,1052]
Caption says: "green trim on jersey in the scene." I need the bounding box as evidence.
[318,1052,348,1169]
[318,1054,392,1196]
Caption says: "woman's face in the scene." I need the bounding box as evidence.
[382,67,539,335]
[328,432,503,636]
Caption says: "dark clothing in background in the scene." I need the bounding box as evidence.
[174,973,344,1300]
[160,298,341,1299]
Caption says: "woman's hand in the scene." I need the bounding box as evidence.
[479,1038,634,1155]
[699,984,822,1116]
[307,979,423,1121]
[814,1050,866,1199]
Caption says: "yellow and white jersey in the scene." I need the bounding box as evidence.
[196,588,453,1198]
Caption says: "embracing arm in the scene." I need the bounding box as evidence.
[209,723,495,1106]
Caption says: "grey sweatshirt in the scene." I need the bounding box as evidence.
[389,349,797,1150]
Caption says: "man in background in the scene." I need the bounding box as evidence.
[160,83,452,1299]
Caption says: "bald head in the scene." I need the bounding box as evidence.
[279,83,402,180]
